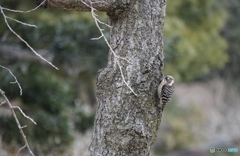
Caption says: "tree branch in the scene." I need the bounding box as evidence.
[0,89,36,156]
[0,44,53,66]
[83,1,137,95]
[0,65,22,95]
[0,5,58,70]
[48,0,127,12]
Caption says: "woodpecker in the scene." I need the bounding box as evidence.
[157,75,174,110]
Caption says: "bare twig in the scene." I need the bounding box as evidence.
[0,89,35,156]
[0,44,54,66]
[0,2,53,155]
[117,61,137,95]
[6,16,37,28]
[89,5,130,62]
[2,0,47,13]
[0,100,6,106]
[82,0,137,96]
[0,65,22,95]
[12,106,37,125]
[17,145,27,156]
[91,35,103,40]
[21,125,28,129]
[0,5,58,70]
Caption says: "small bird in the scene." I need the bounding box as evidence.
[157,75,174,111]
[36,0,48,8]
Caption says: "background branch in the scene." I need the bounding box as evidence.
[0,89,36,156]
[0,65,22,95]
[0,5,58,70]
[0,44,53,66]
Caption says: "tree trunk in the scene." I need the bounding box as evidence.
[49,0,167,155]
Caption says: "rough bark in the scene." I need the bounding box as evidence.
[48,0,166,155]
[90,1,166,155]
[48,0,125,11]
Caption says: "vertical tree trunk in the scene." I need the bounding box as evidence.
[48,0,167,155]
[89,1,166,155]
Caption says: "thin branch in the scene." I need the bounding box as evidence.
[91,35,103,40]
[0,5,58,70]
[0,65,22,95]
[117,61,138,96]
[17,145,27,156]
[81,0,137,96]
[80,0,91,8]
[0,89,35,156]
[2,0,47,13]
[0,44,54,66]
[0,100,6,106]
[81,1,124,60]
[6,16,37,28]
[94,13,111,28]
[21,125,28,129]
[12,106,37,125]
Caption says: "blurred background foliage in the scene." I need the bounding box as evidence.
[0,0,240,155]
[0,0,106,155]
[164,0,228,81]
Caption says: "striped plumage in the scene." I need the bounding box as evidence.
[157,75,174,111]
[161,83,174,109]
